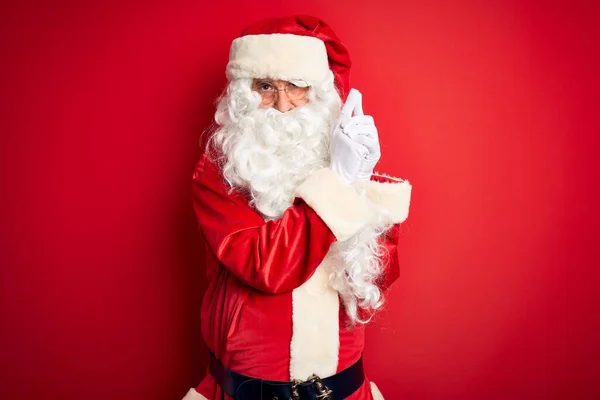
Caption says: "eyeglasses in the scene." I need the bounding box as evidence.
[252,79,310,104]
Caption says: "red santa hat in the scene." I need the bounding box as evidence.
[226,15,352,99]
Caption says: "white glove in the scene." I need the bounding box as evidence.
[330,88,381,183]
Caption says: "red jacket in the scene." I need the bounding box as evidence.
[184,154,411,400]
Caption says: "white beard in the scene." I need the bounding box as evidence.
[209,82,335,219]
[208,78,386,324]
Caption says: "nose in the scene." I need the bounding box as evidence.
[273,91,294,113]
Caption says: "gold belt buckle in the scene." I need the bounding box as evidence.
[309,374,333,400]
[290,379,302,400]
[290,374,333,400]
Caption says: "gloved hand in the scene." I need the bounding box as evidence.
[330,88,381,183]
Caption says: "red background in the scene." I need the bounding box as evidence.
[1,1,598,399]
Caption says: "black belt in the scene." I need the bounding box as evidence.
[209,351,365,400]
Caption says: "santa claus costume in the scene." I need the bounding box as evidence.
[183,15,412,400]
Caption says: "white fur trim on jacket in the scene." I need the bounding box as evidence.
[370,381,385,400]
[226,34,331,83]
[295,168,375,242]
[290,253,340,380]
[181,388,208,400]
[360,175,412,224]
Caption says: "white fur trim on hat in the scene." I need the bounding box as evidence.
[226,34,330,83]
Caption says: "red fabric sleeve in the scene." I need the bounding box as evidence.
[191,154,336,294]
[367,173,409,292]
[378,222,402,292]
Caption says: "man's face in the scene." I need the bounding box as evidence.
[251,79,309,113]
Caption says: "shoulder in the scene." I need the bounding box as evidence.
[192,153,253,207]
[193,152,221,180]
[192,153,230,193]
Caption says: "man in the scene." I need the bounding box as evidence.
[184,15,411,400]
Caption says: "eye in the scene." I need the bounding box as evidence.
[255,81,274,92]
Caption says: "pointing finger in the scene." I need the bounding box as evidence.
[339,88,362,123]
[353,91,364,116]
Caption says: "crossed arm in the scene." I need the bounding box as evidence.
[192,154,410,294]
